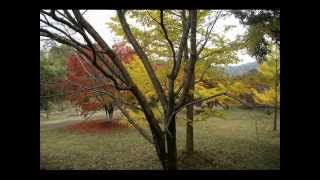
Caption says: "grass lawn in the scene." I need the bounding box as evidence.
[40,107,280,170]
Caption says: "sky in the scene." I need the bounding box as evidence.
[42,10,256,66]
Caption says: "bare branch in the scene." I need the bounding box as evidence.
[146,10,161,25]
[70,10,134,87]
[40,28,87,52]
[77,53,130,91]
[116,104,154,144]
[197,10,222,56]
[40,18,87,50]
[41,10,82,33]
[172,10,191,78]
[159,10,176,64]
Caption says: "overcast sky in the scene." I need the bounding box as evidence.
[83,10,256,66]
[42,10,256,66]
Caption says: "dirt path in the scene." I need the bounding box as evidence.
[40,110,122,129]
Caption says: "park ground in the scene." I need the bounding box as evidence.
[40,107,280,170]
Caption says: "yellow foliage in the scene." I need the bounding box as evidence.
[125,55,157,100]
[251,87,279,105]
[117,109,150,129]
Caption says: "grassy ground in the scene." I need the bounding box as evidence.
[40,107,280,170]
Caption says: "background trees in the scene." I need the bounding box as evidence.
[40,45,72,114]
[231,9,280,63]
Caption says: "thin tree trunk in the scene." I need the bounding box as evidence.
[104,104,110,121]
[108,104,114,121]
[273,85,278,131]
[166,115,177,170]
[166,74,177,170]
[109,110,113,121]
[273,57,279,131]
[273,105,277,131]
[186,10,197,155]
[186,74,194,155]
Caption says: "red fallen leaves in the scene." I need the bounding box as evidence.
[64,119,128,134]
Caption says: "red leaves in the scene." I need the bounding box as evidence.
[64,119,128,134]
[112,43,135,64]
[64,42,136,116]
[64,53,102,115]
[81,102,102,112]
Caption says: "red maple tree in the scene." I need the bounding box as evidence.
[63,42,134,120]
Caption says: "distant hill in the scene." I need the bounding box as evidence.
[224,62,258,77]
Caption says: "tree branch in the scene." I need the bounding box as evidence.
[63,79,141,111]
[197,10,222,56]
[172,10,191,79]
[164,92,226,133]
[146,10,161,25]
[159,10,176,64]
[77,53,130,91]
[117,10,168,111]
[176,10,198,109]
[116,104,154,144]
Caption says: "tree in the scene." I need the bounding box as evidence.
[40,10,189,169]
[251,45,280,130]
[108,10,243,155]
[231,9,280,63]
[64,52,115,121]
[40,44,72,113]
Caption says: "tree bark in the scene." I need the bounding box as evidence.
[166,76,177,170]
[273,57,279,131]
[108,104,114,121]
[130,85,168,169]
[185,10,197,155]
[273,84,278,131]
[186,76,194,155]
[104,104,110,121]
[273,105,277,131]
[166,114,177,170]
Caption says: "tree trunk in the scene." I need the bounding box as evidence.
[273,105,277,131]
[108,104,114,121]
[165,73,178,170]
[273,85,278,131]
[166,115,177,170]
[104,104,110,121]
[185,10,197,155]
[186,76,194,155]
[273,57,279,131]
[130,85,168,170]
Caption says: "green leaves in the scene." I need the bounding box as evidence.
[40,45,72,110]
[232,10,280,63]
